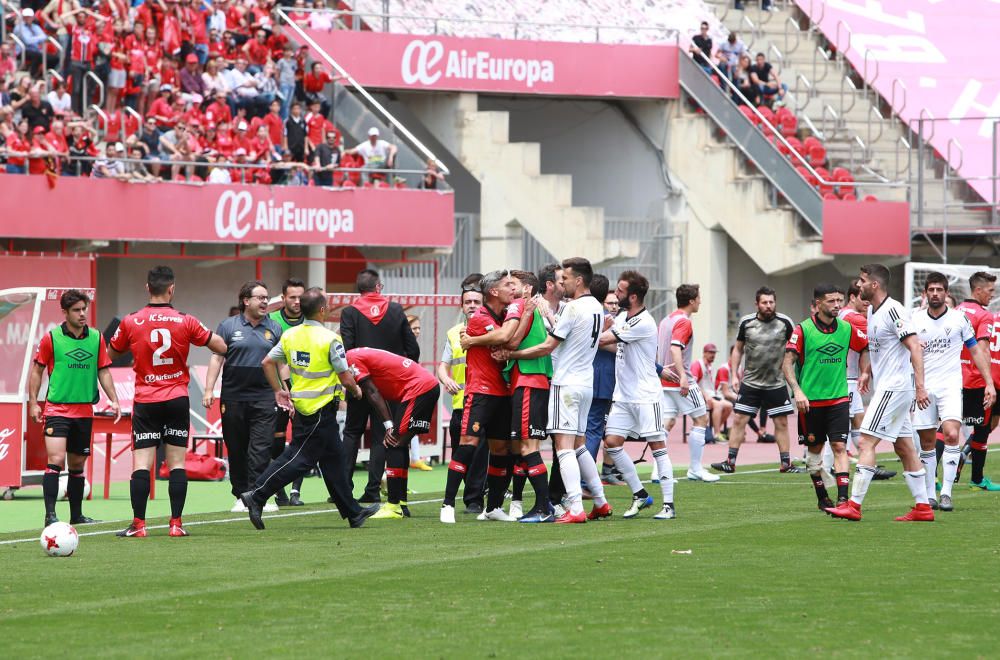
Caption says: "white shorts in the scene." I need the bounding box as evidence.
[912,387,962,430]
[847,380,864,416]
[661,385,708,421]
[547,384,592,436]
[606,401,666,441]
[860,388,914,442]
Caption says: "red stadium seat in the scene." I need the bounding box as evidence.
[842,192,857,201]
[739,105,759,126]
[815,167,834,195]
[756,105,775,128]
[823,192,838,200]
[807,144,826,167]
[778,114,798,137]
[863,194,878,202]
[785,136,803,156]
[802,136,822,152]
[795,166,818,187]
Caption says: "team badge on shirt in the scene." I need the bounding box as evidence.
[45,427,53,436]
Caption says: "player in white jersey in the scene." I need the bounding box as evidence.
[912,272,995,512]
[826,264,934,522]
[599,271,677,519]
[506,257,608,524]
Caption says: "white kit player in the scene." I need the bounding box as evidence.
[506,257,608,524]
[912,272,995,512]
[826,264,934,522]
[600,271,677,520]
[657,283,718,482]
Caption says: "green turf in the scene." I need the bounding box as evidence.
[3,465,1000,657]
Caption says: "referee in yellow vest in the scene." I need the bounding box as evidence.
[240,287,378,530]
[437,276,489,514]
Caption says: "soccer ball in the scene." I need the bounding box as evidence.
[56,474,92,500]
[40,522,79,557]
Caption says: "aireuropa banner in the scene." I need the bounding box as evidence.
[305,29,680,98]
[0,177,454,247]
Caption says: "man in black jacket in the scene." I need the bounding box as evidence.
[341,269,420,502]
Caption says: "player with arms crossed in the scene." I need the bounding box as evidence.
[826,264,934,522]
[783,284,870,511]
[29,289,121,528]
[110,266,227,537]
[913,272,995,511]
[601,271,677,519]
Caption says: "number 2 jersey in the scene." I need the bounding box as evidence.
[110,303,212,403]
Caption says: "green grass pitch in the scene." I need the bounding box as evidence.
[3,465,1000,658]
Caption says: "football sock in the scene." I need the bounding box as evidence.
[810,473,828,501]
[652,448,674,504]
[779,451,791,466]
[557,449,583,515]
[903,468,929,505]
[919,450,937,497]
[485,453,511,512]
[606,446,643,493]
[849,464,876,506]
[67,469,85,520]
[444,444,476,507]
[523,451,549,513]
[970,436,988,484]
[835,471,849,501]
[385,446,408,504]
[941,445,961,497]
[576,447,607,507]
[43,464,60,516]
[548,451,565,505]
[727,447,739,465]
[688,426,707,473]
[511,456,527,501]
[130,469,150,520]
[168,468,188,519]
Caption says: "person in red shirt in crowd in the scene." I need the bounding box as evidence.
[45,119,70,171]
[266,25,288,59]
[197,123,216,152]
[207,29,227,59]
[214,119,236,157]
[232,119,252,152]
[0,42,17,80]
[248,0,271,29]
[5,119,31,174]
[287,0,309,27]
[305,98,337,153]
[182,100,205,127]
[123,24,150,111]
[66,11,105,115]
[26,126,55,176]
[28,289,120,528]
[160,56,180,91]
[106,19,130,113]
[109,266,226,538]
[205,89,233,125]
[180,0,210,64]
[242,27,271,73]
[248,124,274,163]
[302,61,338,115]
[230,147,253,183]
[147,85,177,129]
[346,347,441,519]
[259,98,284,146]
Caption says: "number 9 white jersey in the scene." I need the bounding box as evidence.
[550,295,604,388]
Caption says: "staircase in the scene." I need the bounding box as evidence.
[401,93,637,270]
[704,0,990,230]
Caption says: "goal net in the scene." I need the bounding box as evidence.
[904,262,1000,312]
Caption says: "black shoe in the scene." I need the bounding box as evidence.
[780,463,805,474]
[464,502,484,514]
[758,433,777,443]
[710,461,736,474]
[70,515,101,525]
[349,503,380,528]
[288,493,304,506]
[401,504,411,518]
[818,497,835,511]
[44,512,58,527]
[872,467,897,480]
[358,493,380,504]
[929,497,939,510]
[327,496,335,503]
[240,491,265,530]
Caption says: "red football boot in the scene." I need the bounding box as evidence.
[116,518,147,538]
[824,499,862,521]
[894,503,935,522]
[554,510,587,524]
[587,502,612,521]
[168,517,190,537]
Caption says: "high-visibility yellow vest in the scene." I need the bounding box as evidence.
[280,324,344,416]
[446,323,466,410]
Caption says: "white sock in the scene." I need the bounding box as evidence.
[941,445,961,497]
[410,437,420,463]
[652,448,674,505]
[607,446,643,493]
[821,441,834,472]
[849,429,860,454]
[688,426,707,473]
[651,457,660,481]
[904,468,929,505]
[919,450,936,498]
[557,449,583,514]
[850,464,877,506]
[576,447,607,507]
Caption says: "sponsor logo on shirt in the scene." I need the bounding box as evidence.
[144,370,184,383]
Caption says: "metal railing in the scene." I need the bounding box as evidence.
[783,16,801,55]
[41,36,63,90]
[82,71,104,117]
[9,34,25,69]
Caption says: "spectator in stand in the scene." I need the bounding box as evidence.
[749,52,788,107]
[302,61,338,116]
[275,44,297,120]
[242,28,271,74]
[285,100,306,162]
[308,0,336,31]
[208,163,232,183]
[344,127,397,183]
[124,143,158,180]
[39,0,83,74]
[45,119,70,172]
[226,57,262,116]
[205,88,233,125]
[421,159,445,190]
[311,129,340,187]
[91,142,128,179]
[182,0,210,65]
[270,150,310,185]
[732,53,758,106]
[13,9,47,77]
[201,57,229,98]
[1,42,19,82]
[253,62,279,115]
[46,80,72,116]
[179,53,206,97]
[288,0,310,28]
[137,116,162,169]
[4,118,30,174]
[159,121,198,179]
[22,86,54,134]
[106,20,129,114]
[27,126,54,175]
[233,119,252,152]
[149,84,178,130]
[305,97,335,153]
[8,75,33,114]
[67,122,98,176]
[260,98,284,147]
[689,21,713,74]
[248,123,276,164]
[718,32,746,79]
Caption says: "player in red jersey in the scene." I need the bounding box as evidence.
[345,347,440,520]
[109,266,227,537]
[958,272,1000,491]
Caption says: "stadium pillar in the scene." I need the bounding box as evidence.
[308,246,326,288]
[686,219,728,349]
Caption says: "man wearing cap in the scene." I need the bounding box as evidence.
[345,127,398,183]
[179,53,206,97]
[14,9,47,76]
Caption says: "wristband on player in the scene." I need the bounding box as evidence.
[383,420,394,431]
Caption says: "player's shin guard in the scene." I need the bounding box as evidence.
[807,452,827,501]
[511,456,527,502]
[575,446,607,507]
[970,435,988,484]
[652,448,674,505]
[67,469,85,519]
[485,453,512,512]
[941,445,962,497]
[43,464,60,516]
[523,451,549,513]
[606,446,643,493]
[688,426,707,473]
[130,469,151,520]
[385,446,408,505]
[168,468,188,519]
[444,444,476,507]
[557,449,583,514]
[849,464,876,506]
[821,442,834,473]
[919,450,937,498]
[903,468,930,505]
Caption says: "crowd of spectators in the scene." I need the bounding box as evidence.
[0,0,439,187]
[688,20,786,108]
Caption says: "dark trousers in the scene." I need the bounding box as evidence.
[450,411,488,508]
[221,399,276,498]
[69,60,91,116]
[344,397,399,500]
[585,398,612,459]
[251,401,361,520]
